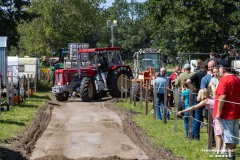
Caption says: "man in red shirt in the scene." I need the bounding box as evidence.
[213,61,240,159]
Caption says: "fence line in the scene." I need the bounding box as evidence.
[120,76,240,150]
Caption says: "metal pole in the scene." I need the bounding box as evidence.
[111,25,114,47]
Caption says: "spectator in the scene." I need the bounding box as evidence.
[170,66,180,85]
[175,64,194,111]
[98,55,109,90]
[178,88,223,153]
[187,61,207,92]
[175,64,194,90]
[213,62,240,160]
[208,67,221,98]
[186,61,208,140]
[169,66,180,107]
[200,60,216,142]
[209,51,220,65]
[153,71,168,120]
[200,60,216,89]
[181,80,195,139]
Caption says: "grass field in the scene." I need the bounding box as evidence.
[116,99,238,160]
[0,92,48,141]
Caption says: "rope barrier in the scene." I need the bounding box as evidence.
[120,77,240,142]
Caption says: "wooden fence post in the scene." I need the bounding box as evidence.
[174,87,178,131]
[6,75,9,110]
[125,75,127,101]
[188,84,193,139]
[133,77,137,107]
[10,74,14,106]
[0,76,2,114]
[153,83,157,119]
[145,80,148,115]
[208,110,213,149]
[130,77,132,104]
[163,81,167,124]
[34,74,37,93]
[24,75,26,100]
[27,74,30,98]
[17,76,20,105]
[140,79,143,110]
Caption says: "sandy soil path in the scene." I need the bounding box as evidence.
[30,100,149,160]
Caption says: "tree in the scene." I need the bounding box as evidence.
[147,0,240,55]
[0,0,31,49]
[17,0,105,57]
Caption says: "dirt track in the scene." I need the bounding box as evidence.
[0,95,183,160]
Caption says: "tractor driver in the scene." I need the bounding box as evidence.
[98,55,109,90]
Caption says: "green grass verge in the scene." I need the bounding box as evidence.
[116,99,235,160]
[0,92,48,141]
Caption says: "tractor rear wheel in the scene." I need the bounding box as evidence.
[80,77,96,102]
[108,68,132,98]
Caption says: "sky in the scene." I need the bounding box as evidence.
[103,0,146,8]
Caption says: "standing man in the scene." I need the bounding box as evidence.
[213,62,240,160]
[175,64,194,112]
[153,71,167,120]
[98,55,109,90]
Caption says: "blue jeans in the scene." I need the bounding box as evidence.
[156,93,164,120]
[184,112,195,138]
[192,107,203,140]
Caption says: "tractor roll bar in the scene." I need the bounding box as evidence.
[78,47,121,53]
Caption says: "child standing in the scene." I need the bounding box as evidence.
[178,88,224,153]
[181,80,195,139]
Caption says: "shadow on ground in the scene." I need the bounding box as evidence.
[0,147,27,160]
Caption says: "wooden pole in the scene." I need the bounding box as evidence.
[208,110,213,149]
[27,74,30,98]
[6,76,9,110]
[145,80,148,115]
[153,82,157,119]
[34,74,37,93]
[24,75,26,100]
[125,75,127,101]
[133,78,136,107]
[130,77,132,104]
[0,76,2,114]
[10,74,14,106]
[140,79,143,110]
[174,87,178,132]
[17,76,20,105]
[163,81,167,124]
[188,84,193,139]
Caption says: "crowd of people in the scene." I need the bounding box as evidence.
[153,51,240,159]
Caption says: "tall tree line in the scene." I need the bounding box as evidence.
[1,0,239,59]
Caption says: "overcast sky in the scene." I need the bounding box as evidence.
[102,0,146,8]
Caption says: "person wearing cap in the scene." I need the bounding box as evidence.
[213,62,240,160]
[175,63,194,91]
[175,64,194,113]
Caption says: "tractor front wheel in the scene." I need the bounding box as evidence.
[80,77,96,102]
[55,91,69,101]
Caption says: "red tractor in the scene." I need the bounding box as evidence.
[52,47,132,102]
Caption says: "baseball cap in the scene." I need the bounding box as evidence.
[219,60,231,68]
[184,63,191,69]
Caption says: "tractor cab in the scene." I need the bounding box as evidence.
[132,48,164,101]
[77,47,132,101]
